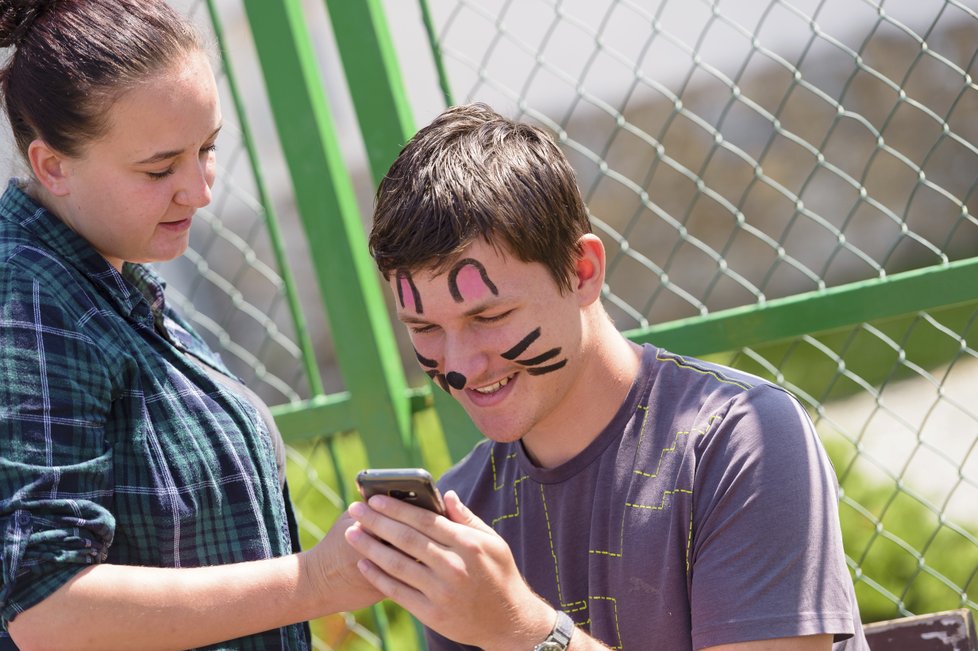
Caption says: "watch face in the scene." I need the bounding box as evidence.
[534,643,563,651]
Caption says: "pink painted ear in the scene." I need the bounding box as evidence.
[448,258,498,303]
[399,275,417,311]
[454,263,491,302]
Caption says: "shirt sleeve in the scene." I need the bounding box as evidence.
[0,263,116,630]
[689,385,858,648]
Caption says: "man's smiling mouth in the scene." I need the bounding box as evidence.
[473,374,513,394]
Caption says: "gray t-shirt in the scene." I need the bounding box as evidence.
[430,344,868,650]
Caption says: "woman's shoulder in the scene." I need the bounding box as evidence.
[0,227,105,330]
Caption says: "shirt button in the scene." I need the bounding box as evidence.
[15,511,30,527]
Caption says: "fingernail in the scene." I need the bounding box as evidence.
[367,495,387,510]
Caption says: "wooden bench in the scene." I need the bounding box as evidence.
[864,608,976,650]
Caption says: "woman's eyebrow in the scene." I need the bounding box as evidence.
[134,126,223,165]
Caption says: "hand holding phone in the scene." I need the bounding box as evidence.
[355,467,446,516]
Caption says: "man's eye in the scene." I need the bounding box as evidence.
[411,324,438,334]
[477,310,513,323]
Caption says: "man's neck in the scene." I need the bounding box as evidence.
[522,322,643,469]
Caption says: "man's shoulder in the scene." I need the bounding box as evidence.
[652,347,792,399]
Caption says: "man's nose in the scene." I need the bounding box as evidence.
[442,332,488,392]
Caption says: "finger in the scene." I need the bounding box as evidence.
[345,523,434,592]
[349,499,440,556]
[443,490,495,535]
[354,557,431,615]
[358,496,465,556]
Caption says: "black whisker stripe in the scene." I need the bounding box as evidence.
[526,359,568,375]
[415,349,438,368]
[448,258,498,303]
[501,327,541,360]
[516,347,561,366]
[426,370,449,392]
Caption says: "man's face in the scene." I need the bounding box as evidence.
[392,239,586,445]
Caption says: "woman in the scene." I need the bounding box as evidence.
[0,2,377,649]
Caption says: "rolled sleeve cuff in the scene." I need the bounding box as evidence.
[1,505,114,630]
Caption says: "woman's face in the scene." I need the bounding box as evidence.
[49,50,222,271]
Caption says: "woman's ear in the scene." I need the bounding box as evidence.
[573,233,606,307]
[28,139,71,196]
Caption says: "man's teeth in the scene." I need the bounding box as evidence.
[474,376,511,394]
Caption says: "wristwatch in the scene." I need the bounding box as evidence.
[533,610,575,651]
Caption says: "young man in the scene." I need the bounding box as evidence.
[345,103,868,650]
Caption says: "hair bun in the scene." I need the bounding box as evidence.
[0,1,54,49]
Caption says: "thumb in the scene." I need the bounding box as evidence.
[444,490,493,533]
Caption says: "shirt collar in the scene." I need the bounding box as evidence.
[0,178,167,322]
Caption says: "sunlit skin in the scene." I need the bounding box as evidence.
[392,236,640,468]
[27,50,222,272]
[349,237,835,649]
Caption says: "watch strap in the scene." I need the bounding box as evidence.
[533,609,575,650]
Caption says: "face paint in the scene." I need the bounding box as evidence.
[407,256,567,397]
[501,327,568,376]
[446,372,467,390]
[410,258,499,391]
[397,269,422,313]
[448,258,498,303]
[415,348,449,392]
[501,328,541,360]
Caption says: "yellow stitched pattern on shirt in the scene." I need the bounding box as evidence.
[490,442,519,491]
[656,352,754,391]
[490,475,528,526]
[588,595,623,650]
[540,482,588,613]
[632,415,720,479]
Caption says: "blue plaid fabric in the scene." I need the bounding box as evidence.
[0,180,309,649]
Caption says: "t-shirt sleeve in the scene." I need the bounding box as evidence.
[0,265,116,630]
[689,385,857,648]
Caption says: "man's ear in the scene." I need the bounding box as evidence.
[27,139,71,196]
[573,233,606,306]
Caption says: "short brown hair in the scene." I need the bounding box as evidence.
[369,103,591,293]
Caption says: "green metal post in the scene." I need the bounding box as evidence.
[241,0,414,467]
[323,0,483,463]
[204,0,324,400]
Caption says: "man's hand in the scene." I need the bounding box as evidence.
[345,490,558,650]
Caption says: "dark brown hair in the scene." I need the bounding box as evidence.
[0,0,203,161]
[369,103,592,293]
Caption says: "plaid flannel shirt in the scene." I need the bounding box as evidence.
[0,180,309,650]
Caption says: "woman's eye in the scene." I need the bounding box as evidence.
[147,168,175,180]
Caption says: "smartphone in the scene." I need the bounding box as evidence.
[355,467,446,516]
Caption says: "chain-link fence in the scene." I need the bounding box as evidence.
[417,0,978,627]
[12,0,969,648]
